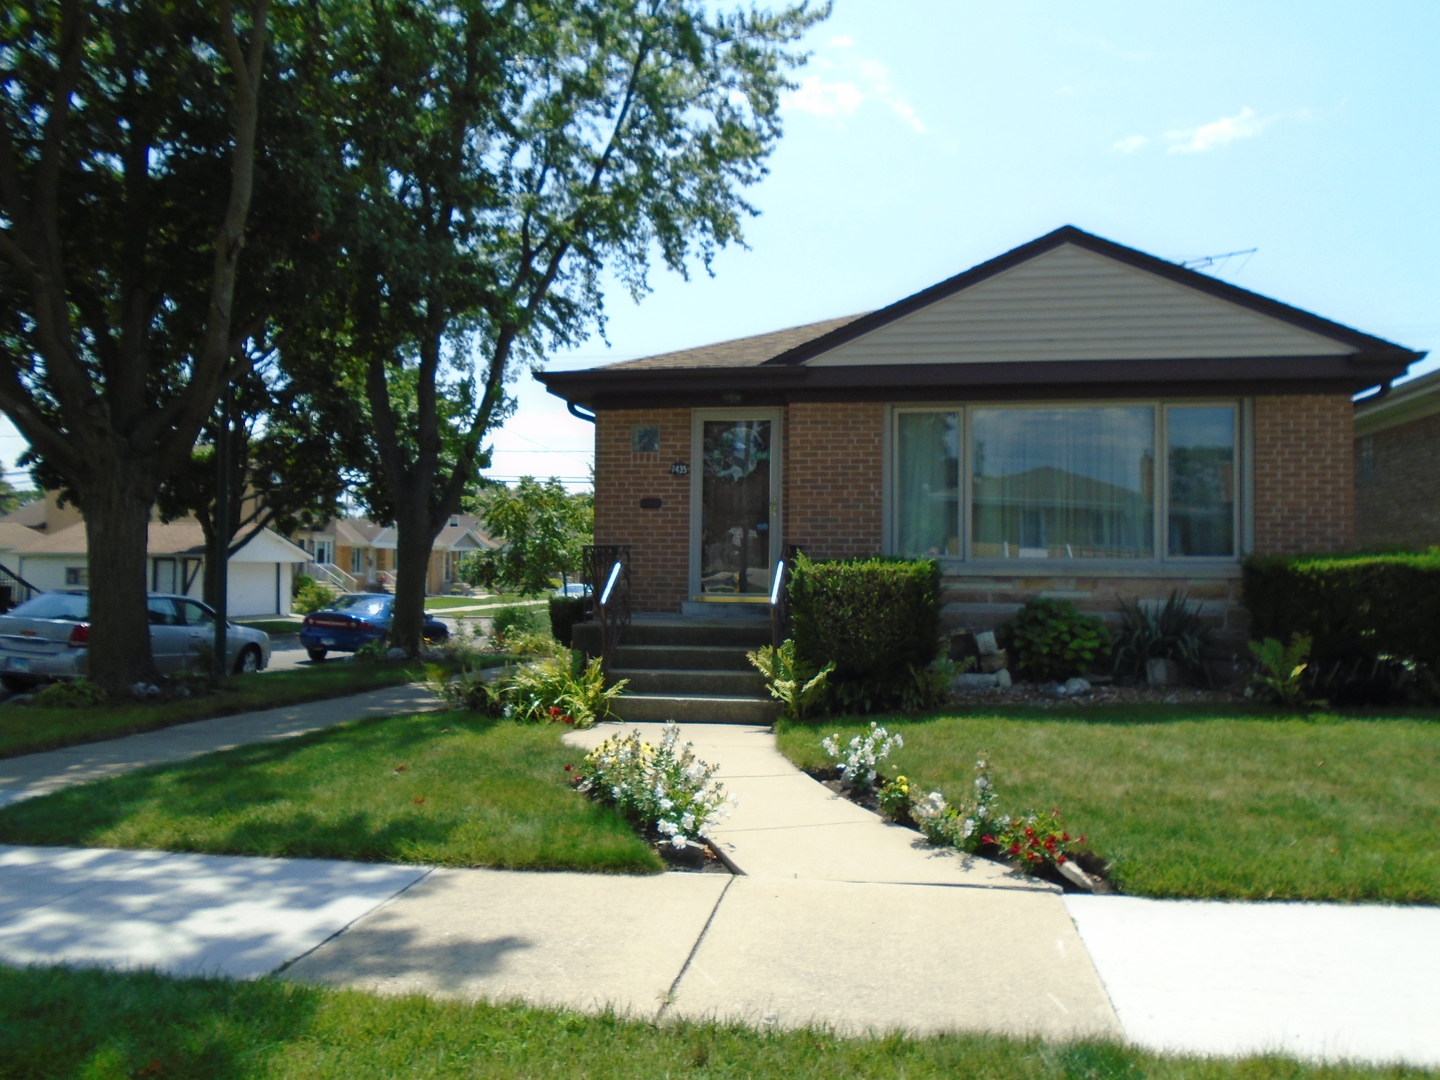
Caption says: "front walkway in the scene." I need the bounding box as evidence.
[0,709,1436,1064]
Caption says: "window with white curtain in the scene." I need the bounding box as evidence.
[893,402,1240,562]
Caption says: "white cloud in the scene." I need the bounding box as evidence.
[828,35,854,48]
[1113,134,1147,154]
[1166,107,1268,153]
[782,76,864,120]
[857,59,927,134]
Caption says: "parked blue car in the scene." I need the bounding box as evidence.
[299,593,449,662]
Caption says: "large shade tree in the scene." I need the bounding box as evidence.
[0,0,275,688]
[321,0,824,652]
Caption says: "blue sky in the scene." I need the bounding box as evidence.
[4,1,1436,491]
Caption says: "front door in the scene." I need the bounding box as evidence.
[690,411,782,601]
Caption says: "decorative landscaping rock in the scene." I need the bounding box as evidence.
[1062,676,1092,696]
[954,672,1001,690]
[978,648,1009,674]
[974,630,999,656]
[386,647,408,661]
[996,668,1012,688]
[1057,858,1098,892]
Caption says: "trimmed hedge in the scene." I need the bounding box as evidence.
[789,554,941,684]
[548,595,588,647]
[1242,552,1440,667]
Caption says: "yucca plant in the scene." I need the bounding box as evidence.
[1112,590,1213,685]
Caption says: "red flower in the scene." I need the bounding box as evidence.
[1009,842,1021,855]
[549,706,562,717]
[1062,833,1070,842]
[981,835,994,845]
[1057,854,1068,864]
[1043,837,1056,851]
[564,764,573,771]
[562,715,574,724]
[1024,827,1035,838]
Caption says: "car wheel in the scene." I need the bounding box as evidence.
[233,645,262,675]
[307,648,328,663]
[1,674,37,693]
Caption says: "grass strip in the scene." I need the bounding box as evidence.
[234,619,306,636]
[2,965,1431,1080]
[777,706,1440,905]
[424,593,543,610]
[0,708,662,874]
[0,659,484,760]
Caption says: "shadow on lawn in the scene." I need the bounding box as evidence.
[0,965,326,1080]
[0,711,499,860]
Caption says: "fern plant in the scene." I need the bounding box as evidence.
[747,639,835,721]
[1248,633,1316,707]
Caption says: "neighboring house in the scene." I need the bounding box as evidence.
[540,226,1425,650]
[299,514,494,595]
[1354,369,1440,550]
[0,503,309,616]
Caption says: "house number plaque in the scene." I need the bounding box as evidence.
[669,461,690,476]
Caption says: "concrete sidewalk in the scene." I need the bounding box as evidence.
[0,683,439,808]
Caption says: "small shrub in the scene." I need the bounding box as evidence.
[504,629,565,658]
[291,573,316,599]
[507,655,625,729]
[1003,598,1111,682]
[789,554,941,708]
[548,595,588,647]
[33,678,106,708]
[820,721,903,791]
[575,721,734,849]
[490,605,543,645]
[293,580,336,614]
[746,640,834,721]
[1247,633,1316,707]
[352,640,391,663]
[1111,591,1212,684]
[426,664,506,715]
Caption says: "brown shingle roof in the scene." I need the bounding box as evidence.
[16,521,209,556]
[605,315,867,371]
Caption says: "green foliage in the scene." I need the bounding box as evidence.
[1003,599,1111,682]
[352,640,392,663]
[490,605,543,638]
[789,554,941,711]
[506,656,627,729]
[548,594,589,647]
[746,640,835,721]
[32,679,107,709]
[1243,554,1440,702]
[468,479,594,597]
[1111,591,1213,684]
[426,665,506,716]
[1247,633,1316,707]
[292,580,337,615]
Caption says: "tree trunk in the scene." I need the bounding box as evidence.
[389,504,439,655]
[80,466,159,690]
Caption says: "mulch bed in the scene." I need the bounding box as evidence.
[803,764,1116,894]
[948,680,1242,709]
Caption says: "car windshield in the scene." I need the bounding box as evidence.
[7,592,89,620]
[329,595,390,617]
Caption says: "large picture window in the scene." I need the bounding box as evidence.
[893,402,1240,562]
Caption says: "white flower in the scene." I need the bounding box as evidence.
[670,834,689,850]
[960,818,976,839]
[681,811,695,831]
[657,819,678,835]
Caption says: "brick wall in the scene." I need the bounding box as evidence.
[784,402,885,559]
[593,408,691,612]
[1356,411,1440,549]
[1252,394,1355,555]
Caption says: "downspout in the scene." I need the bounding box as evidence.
[568,401,596,423]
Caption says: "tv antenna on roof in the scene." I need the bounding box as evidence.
[1181,248,1257,276]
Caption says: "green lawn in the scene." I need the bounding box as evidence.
[0,660,459,760]
[0,707,661,874]
[3,967,1430,1080]
[235,618,306,636]
[424,593,543,610]
[777,706,1440,905]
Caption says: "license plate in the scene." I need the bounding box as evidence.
[5,658,29,673]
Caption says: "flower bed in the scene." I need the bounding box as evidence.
[571,721,737,872]
[812,726,1114,893]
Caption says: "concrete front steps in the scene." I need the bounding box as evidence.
[573,614,780,725]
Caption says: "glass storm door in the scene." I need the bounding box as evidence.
[693,414,780,598]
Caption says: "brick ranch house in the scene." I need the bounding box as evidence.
[540,226,1424,656]
[1354,368,1440,550]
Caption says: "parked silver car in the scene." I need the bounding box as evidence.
[0,591,271,692]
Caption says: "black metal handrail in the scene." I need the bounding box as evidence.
[583,544,631,679]
[0,563,38,613]
[769,557,790,651]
